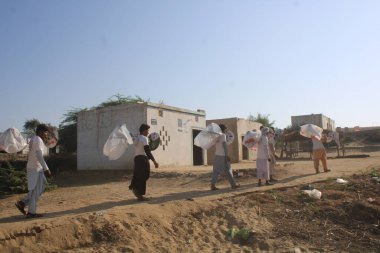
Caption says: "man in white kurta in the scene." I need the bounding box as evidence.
[256,127,273,186]
[15,124,51,218]
[210,124,238,190]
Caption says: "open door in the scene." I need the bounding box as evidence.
[192,129,203,165]
[242,136,249,160]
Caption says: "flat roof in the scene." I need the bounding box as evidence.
[146,102,206,116]
[80,102,206,117]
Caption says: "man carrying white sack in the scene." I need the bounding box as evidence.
[15,124,51,218]
[210,124,239,191]
[311,134,330,174]
[256,127,273,186]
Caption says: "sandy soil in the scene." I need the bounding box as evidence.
[0,151,379,253]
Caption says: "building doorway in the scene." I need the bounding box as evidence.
[192,129,203,165]
[242,136,249,160]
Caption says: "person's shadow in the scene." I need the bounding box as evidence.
[0,171,320,224]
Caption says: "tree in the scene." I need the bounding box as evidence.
[58,94,148,153]
[248,113,275,128]
[58,108,86,153]
[23,118,41,137]
[97,94,147,108]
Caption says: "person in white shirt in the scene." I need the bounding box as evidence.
[311,134,330,173]
[256,127,272,186]
[129,124,159,201]
[210,124,239,190]
[15,124,51,218]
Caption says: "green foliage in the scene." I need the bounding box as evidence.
[0,162,57,194]
[23,118,41,138]
[58,108,86,153]
[97,94,147,108]
[370,168,379,178]
[268,190,278,200]
[227,227,252,242]
[248,113,275,128]
[58,94,148,153]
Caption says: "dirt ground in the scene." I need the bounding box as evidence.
[0,150,379,253]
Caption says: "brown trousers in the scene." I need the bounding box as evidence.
[313,149,327,172]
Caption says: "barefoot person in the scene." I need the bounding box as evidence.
[311,134,330,173]
[256,127,272,186]
[129,124,159,201]
[210,124,239,190]
[15,124,51,218]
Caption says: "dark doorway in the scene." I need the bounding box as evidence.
[192,129,203,165]
[242,136,249,160]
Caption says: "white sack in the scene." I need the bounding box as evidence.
[103,124,133,160]
[243,130,261,150]
[300,124,323,140]
[194,123,222,150]
[0,128,27,153]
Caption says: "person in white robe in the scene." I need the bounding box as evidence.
[256,127,273,186]
[210,124,239,190]
[15,124,51,218]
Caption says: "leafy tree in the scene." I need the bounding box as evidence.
[58,94,148,153]
[248,113,275,128]
[58,108,86,153]
[23,118,41,137]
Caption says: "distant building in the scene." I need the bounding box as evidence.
[77,102,206,170]
[291,114,335,131]
[206,118,262,165]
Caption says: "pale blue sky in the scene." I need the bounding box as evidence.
[1,0,379,132]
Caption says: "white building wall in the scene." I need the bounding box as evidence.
[77,103,206,170]
[77,103,146,170]
[206,118,261,164]
[291,114,335,131]
[146,105,206,167]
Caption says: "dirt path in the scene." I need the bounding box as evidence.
[0,151,379,252]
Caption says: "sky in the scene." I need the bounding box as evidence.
[1,0,379,132]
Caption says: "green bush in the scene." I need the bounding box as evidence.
[0,162,57,194]
[227,227,252,242]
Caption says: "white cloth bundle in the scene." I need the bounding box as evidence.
[0,128,27,153]
[103,124,134,160]
[300,124,323,140]
[242,130,261,150]
[194,123,222,150]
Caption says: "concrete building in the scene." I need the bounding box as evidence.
[206,118,262,165]
[291,114,335,131]
[77,102,206,170]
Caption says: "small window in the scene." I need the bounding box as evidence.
[178,119,182,128]
[151,119,157,125]
[195,116,199,122]
[158,110,163,117]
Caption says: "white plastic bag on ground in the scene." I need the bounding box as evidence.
[300,124,323,140]
[0,128,27,153]
[103,124,133,160]
[302,189,322,200]
[243,130,261,150]
[194,123,222,150]
[336,178,349,184]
